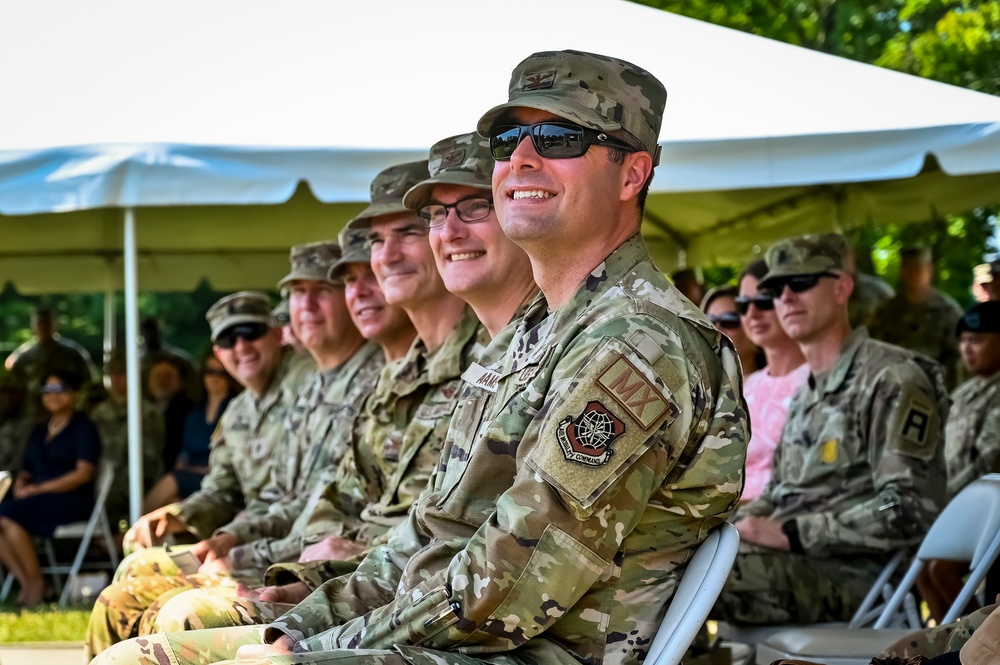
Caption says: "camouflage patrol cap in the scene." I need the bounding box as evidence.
[328,225,372,283]
[276,240,342,289]
[272,297,290,325]
[206,291,274,342]
[957,301,1000,336]
[477,49,666,165]
[346,161,431,230]
[759,233,848,287]
[401,132,493,211]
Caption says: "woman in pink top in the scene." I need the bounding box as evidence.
[737,259,809,503]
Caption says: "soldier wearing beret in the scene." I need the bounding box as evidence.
[721,233,948,626]
[92,50,747,665]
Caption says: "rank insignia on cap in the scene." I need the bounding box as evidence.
[556,400,625,467]
[966,313,981,329]
[522,70,556,91]
[438,148,465,170]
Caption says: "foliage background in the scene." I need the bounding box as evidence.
[1,1,998,365]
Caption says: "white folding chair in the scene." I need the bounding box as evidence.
[757,474,1000,665]
[40,460,120,606]
[646,522,741,665]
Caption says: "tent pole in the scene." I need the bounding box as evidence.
[124,207,144,525]
[103,273,115,366]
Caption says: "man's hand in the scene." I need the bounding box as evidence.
[735,516,791,551]
[201,533,240,562]
[131,507,186,549]
[257,581,311,605]
[197,556,232,576]
[236,583,262,600]
[299,536,366,563]
[235,635,294,660]
[14,484,40,499]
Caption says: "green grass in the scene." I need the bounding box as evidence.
[0,604,90,642]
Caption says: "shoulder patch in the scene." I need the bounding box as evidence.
[898,399,933,446]
[596,354,669,430]
[556,401,626,467]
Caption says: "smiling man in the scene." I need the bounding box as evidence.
[718,233,949,627]
[91,51,746,665]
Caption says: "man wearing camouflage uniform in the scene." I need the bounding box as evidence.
[715,233,948,627]
[127,159,488,638]
[93,49,747,665]
[84,290,316,658]
[90,352,165,528]
[869,246,963,388]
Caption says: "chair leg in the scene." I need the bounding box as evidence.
[43,539,64,594]
[100,517,119,570]
[0,570,13,602]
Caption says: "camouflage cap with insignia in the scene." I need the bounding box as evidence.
[345,161,430,230]
[272,297,290,325]
[401,132,494,211]
[276,240,342,289]
[328,225,373,283]
[477,49,667,165]
[206,291,274,342]
[759,233,848,287]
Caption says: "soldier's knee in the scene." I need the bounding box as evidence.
[90,633,166,665]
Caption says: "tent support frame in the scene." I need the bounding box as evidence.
[124,208,143,525]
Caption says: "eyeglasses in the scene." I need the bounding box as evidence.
[418,197,493,229]
[215,322,270,350]
[709,312,742,330]
[762,273,835,298]
[41,384,70,394]
[489,121,638,161]
[735,295,775,315]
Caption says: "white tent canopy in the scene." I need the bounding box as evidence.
[3,0,1000,520]
[2,0,1000,285]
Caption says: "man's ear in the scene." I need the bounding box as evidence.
[834,272,855,305]
[620,151,654,203]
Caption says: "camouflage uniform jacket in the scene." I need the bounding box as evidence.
[743,328,948,559]
[0,412,32,476]
[945,371,1000,498]
[848,272,894,329]
[169,347,315,539]
[219,342,384,572]
[90,397,165,522]
[266,308,487,589]
[869,288,963,388]
[268,235,748,665]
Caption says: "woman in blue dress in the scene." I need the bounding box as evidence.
[0,369,101,605]
[142,353,237,512]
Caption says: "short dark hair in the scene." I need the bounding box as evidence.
[606,129,654,215]
[738,259,769,284]
[43,368,85,392]
[701,285,739,314]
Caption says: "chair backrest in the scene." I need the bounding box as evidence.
[873,474,1000,628]
[0,471,11,503]
[645,522,741,665]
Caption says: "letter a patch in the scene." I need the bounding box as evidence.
[596,355,669,430]
[556,401,626,467]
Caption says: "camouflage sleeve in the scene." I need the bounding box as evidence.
[172,431,244,539]
[273,323,743,652]
[948,400,1000,498]
[794,362,945,557]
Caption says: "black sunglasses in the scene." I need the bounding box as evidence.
[489,121,637,161]
[735,294,775,315]
[216,322,270,350]
[709,312,742,330]
[418,197,493,228]
[762,273,835,298]
[41,383,71,394]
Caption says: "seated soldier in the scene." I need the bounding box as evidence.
[917,301,1000,622]
[91,49,747,665]
[714,233,949,627]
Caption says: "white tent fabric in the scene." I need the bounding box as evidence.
[2,0,1000,288]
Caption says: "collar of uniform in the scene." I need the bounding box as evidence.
[810,326,869,395]
[391,305,481,396]
[255,345,299,411]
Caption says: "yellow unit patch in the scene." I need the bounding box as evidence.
[596,355,669,431]
[821,439,838,464]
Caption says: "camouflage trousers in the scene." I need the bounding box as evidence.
[879,603,997,659]
[710,544,878,625]
[145,586,293,633]
[89,625,407,665]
